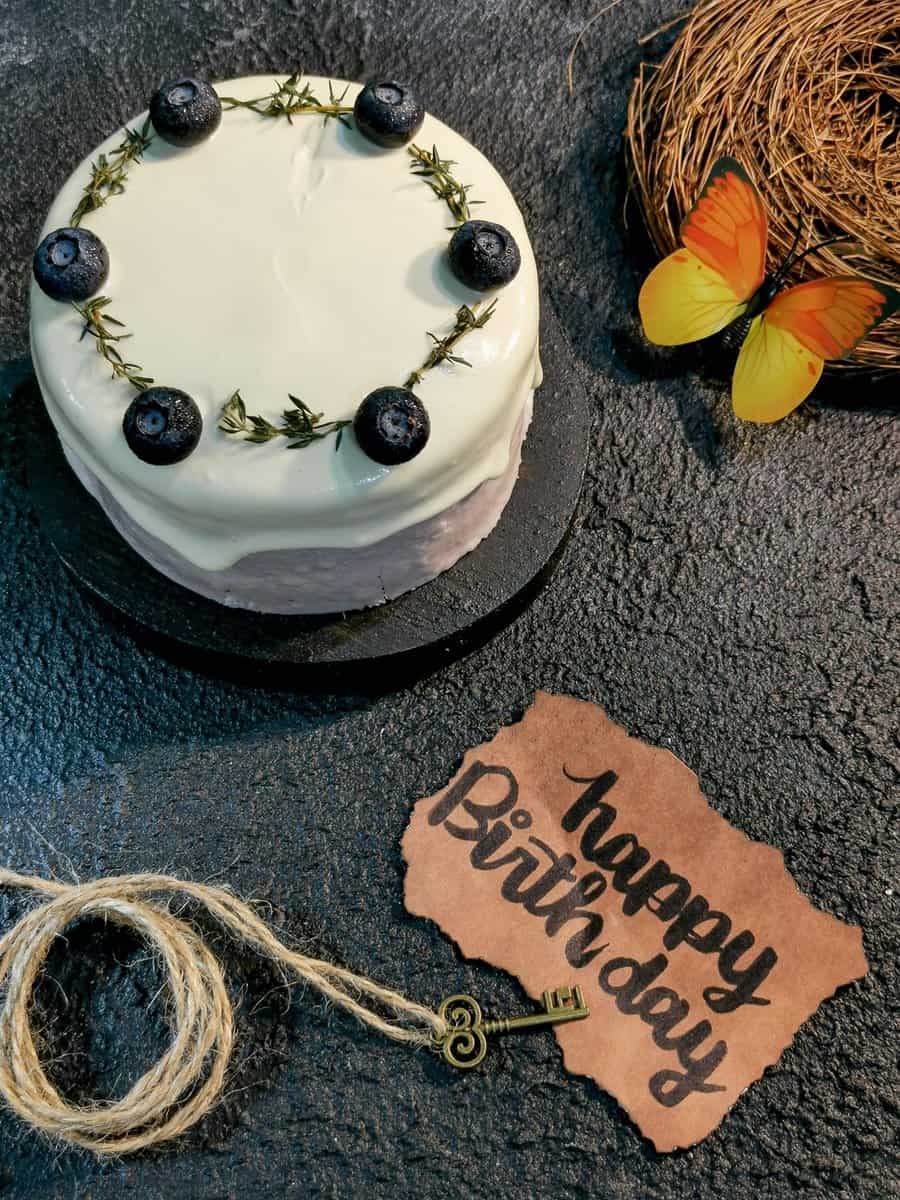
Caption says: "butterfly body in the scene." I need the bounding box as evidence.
[718,312,754,353]
[720,276,781,351]
[638,156,900,422]
[744,275,782,321]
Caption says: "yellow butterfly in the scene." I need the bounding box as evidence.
[638,157,900,422]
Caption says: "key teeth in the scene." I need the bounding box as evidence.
[545,985,578,1014]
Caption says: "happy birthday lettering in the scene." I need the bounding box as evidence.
[404,694,869,1150]
[427,760,779,1108]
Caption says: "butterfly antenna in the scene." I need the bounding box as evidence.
[775,217,804,279]
[779,235,844,279]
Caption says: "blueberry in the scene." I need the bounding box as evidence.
[353,80,425,148]
[33,227,109,302]
[123,387,202,465]
[353,387,430,465]
[448,220,521,292]
[149,77,221,147]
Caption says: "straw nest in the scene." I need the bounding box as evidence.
[626,0,900,370]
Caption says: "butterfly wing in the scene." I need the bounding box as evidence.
[680,157,768,303]
[765,276,900,360]
[731,316,824,424]
[639,157,768,345]
[733,276,900,422]
[638,248,749,345]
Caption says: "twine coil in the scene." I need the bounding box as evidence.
[625,0,900,370]
[0,869,447,1156]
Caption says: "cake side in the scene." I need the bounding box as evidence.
[30,76,541,573]
[61,397,533,614]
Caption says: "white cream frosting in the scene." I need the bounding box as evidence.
[30,76,540,571]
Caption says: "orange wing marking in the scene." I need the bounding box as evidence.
[681,157,768,304]
[765,277,900,361]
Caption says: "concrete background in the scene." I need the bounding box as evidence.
[0,1,897,1196]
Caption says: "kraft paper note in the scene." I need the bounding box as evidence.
[402,692,868,1151]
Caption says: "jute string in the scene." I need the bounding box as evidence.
[0,869,447,1156]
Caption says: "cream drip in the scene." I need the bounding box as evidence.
[30,76,540,571]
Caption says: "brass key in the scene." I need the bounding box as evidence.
[435,985,590,1068]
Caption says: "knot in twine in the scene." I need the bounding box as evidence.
[0,869,447,1156]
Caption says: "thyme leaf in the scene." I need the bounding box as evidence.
[219,390,350,451]
[403,300,497,390]
[71,297,154,391]
[220,73,353,127]
[70,119,154,227]
[407,143,483,227]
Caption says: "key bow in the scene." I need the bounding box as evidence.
[435,993,488,1068]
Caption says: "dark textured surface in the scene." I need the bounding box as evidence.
[0,2,897,1198]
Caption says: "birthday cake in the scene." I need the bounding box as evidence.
[30,74,540,614]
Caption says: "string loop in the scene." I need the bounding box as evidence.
[0,869,446,1155]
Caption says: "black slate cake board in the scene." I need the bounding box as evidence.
[23,300,591,678]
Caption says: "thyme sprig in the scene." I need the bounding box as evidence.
[217,301,497,459]
[220,74,354,127]
[219,391,350,450]
[70,120,154,227]
[408,143,483,227]
[403,301,497,390]
[72,297,154,391]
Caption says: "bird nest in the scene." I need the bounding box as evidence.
[626,0,900,371]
